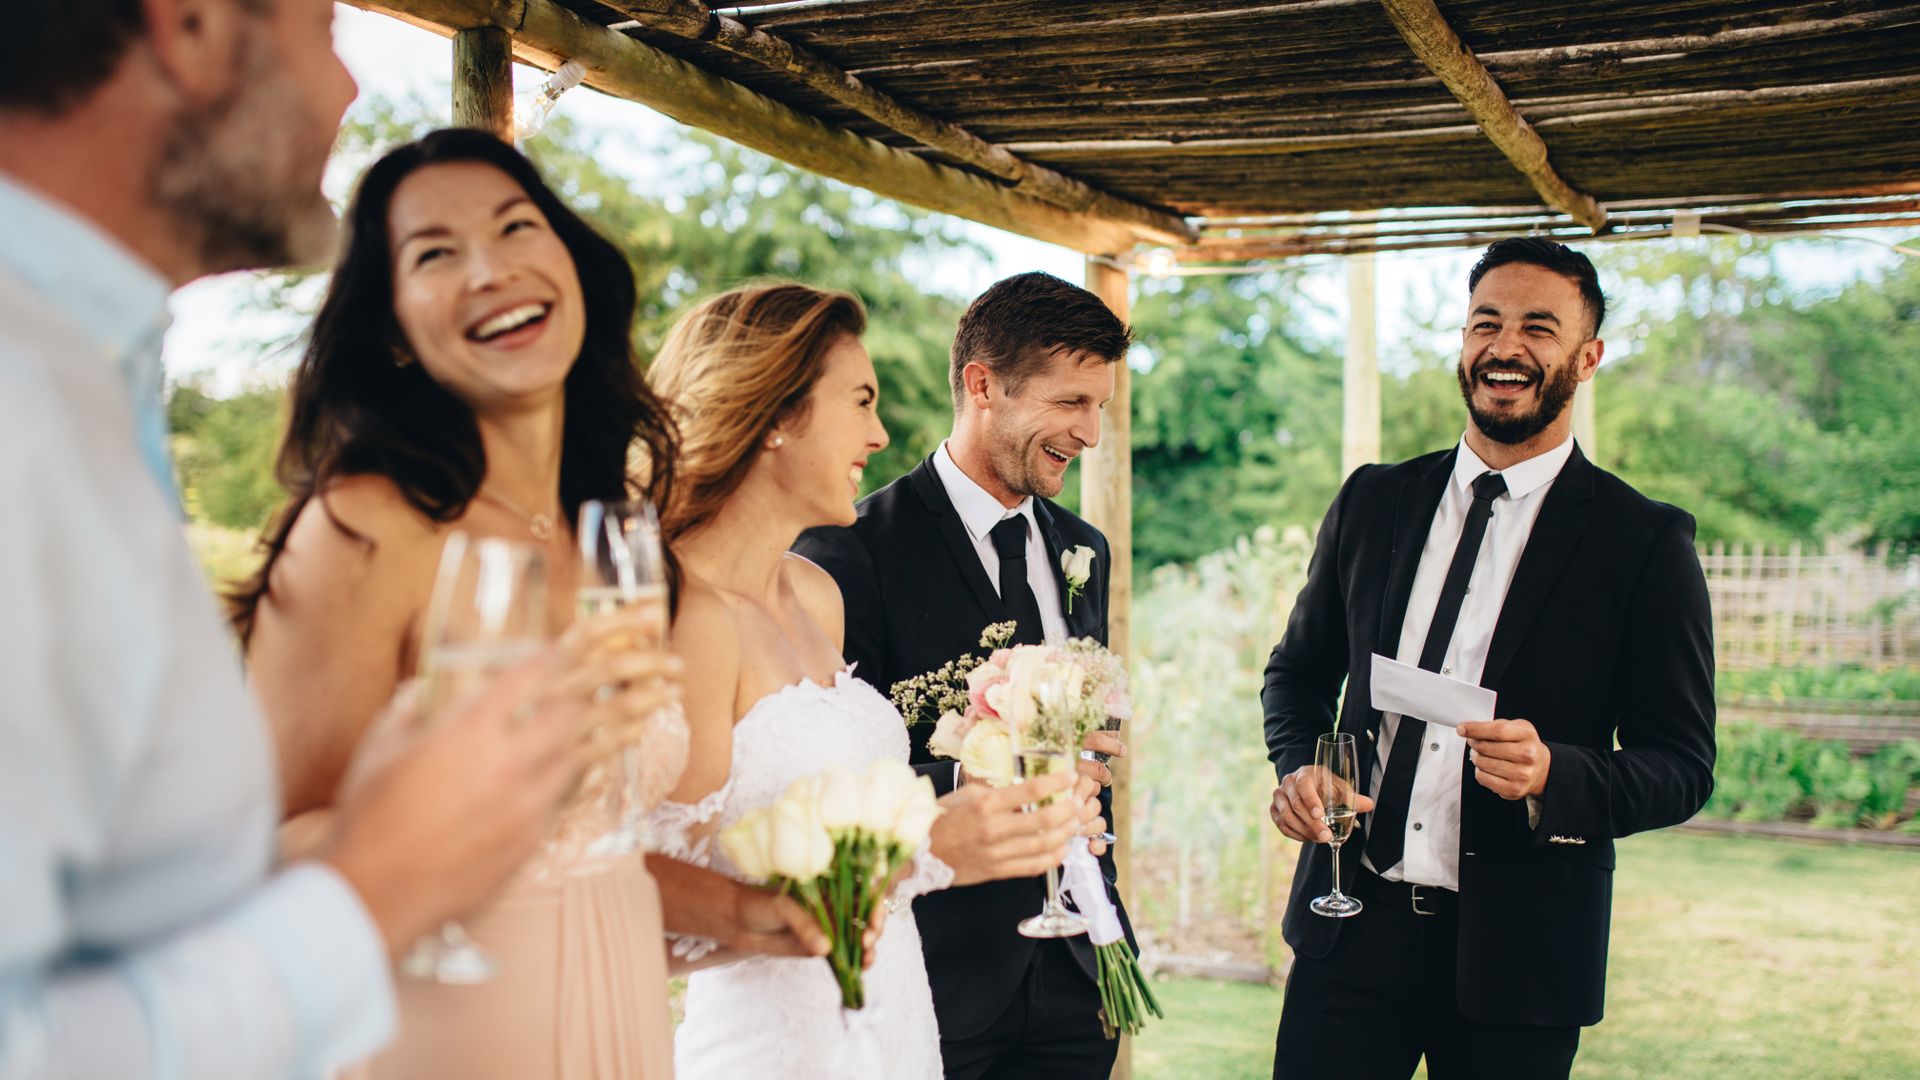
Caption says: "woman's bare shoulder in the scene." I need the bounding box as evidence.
[269,474,445,607]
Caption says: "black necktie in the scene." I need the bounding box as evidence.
[990,516,1047,646]
[1365,470,1509,873]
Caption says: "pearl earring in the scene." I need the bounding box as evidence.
[770,435,785,448]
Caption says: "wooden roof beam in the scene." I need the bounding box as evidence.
[1377,0,1607,233]
[342,0,1172,254]
[597,0,1195,245]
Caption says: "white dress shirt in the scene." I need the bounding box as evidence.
[932,440,1069,644]
[1365,434,1576,890]
[0,173,394,1079]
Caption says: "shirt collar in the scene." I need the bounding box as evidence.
[1452,431,1576,501]
[935,440,1036,543]
[0,171,173,367]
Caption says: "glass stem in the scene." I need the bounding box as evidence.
[1045,863,1063,912]
[1328,841,1344,898]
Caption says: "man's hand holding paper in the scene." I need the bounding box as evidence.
[1368,653,1549,799]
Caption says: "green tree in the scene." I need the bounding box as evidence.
[170,379,285,531]
[1128,272,1341,569]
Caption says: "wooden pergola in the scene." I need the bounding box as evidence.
[341,0,1920,1066]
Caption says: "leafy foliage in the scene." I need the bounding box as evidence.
[1128,273,1341,568]
[1701,725,1920,829]
[1718,663,1920,702]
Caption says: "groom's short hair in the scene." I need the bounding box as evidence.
[950,271,1132,410]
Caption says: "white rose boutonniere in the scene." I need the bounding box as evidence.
[1060,545,1096,614]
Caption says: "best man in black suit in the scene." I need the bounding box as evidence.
[795,272,1134,1079]
[1264,239,1717,1080]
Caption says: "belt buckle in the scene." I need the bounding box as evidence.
[1410,884,1438,916]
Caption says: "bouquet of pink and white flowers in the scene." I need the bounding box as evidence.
[901,634,1161,1038]
[718,758,943,1009]
[925,638,1132,785]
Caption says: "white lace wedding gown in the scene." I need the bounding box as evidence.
[650,669,953,1080]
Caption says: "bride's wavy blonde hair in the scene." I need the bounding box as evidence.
[648,281,867,543]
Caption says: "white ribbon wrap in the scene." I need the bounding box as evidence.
[1059,839,1125,946]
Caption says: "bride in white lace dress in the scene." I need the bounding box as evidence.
[643,284,1099,1079]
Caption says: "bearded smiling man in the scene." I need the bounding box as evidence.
[1262,238,1717,1080]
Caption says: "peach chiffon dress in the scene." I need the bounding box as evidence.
[353,705,690,1080]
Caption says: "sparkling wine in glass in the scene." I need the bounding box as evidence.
[1015,684,1090,940]
[575,499,670,857]
[400,533,550,984]
[1309,731,1363,918]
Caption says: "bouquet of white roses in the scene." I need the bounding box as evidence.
[718,758,943,1009]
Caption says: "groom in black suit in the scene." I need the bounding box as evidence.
[795,272,1133,1079]
[1264,238,1717,1079]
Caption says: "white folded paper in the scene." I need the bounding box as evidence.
[1369,653,1497,729]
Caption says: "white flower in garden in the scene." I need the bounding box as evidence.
[765,800,834,881]
[719,807,775,880]
[959,718,1015,785]
[929,710,969,759]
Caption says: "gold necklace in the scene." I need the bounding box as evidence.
[479,485,558,542]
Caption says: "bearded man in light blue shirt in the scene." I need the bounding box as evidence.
[0,3,623,1077]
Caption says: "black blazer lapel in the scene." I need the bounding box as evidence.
[1377,450,1456,659]
[1035,501,1101,641]
[1481,445,1598,689]
[907,456,1009,622]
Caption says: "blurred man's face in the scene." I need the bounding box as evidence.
[152,0,357,273]
[1456,262,1599,446]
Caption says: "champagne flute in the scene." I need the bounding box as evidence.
[400,532,550,984]
[1308,731,1364,918]
[1015,682,1090,940]
[575,498,669,857]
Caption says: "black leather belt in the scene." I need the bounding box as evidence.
[1356,868,1458,917]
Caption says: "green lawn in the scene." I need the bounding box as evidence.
[1134,831,1920,1079]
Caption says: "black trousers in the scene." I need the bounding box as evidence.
[942,938,1119,1080]
[1273,871,1579,1080]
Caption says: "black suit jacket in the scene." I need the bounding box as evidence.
[794,454,1133,1040]
[1262,444,1716,1028]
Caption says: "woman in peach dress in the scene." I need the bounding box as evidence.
[233,130,686,1079]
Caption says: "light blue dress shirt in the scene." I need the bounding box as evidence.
[0,172,395,1078]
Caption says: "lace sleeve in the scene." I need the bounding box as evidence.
[889,840,955,906]
[646,784,732,963]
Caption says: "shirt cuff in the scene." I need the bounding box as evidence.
[226,861,396,1077]
[1525,795,1542,831]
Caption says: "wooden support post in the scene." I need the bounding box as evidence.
[453,26,515,141]
[1080,255,1132,1080]
[1342,253,1382,477]
[1571,379,1596,462]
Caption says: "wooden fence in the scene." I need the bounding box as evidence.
[1698,542,1920,670]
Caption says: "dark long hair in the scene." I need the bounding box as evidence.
[228,128,677,644]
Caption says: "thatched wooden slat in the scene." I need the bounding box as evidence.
[1379,0,1606,231]
[366,0,1920,249]
[1181,215,1920,263]
[343,0,1179,254]
[592,0,1194,243]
